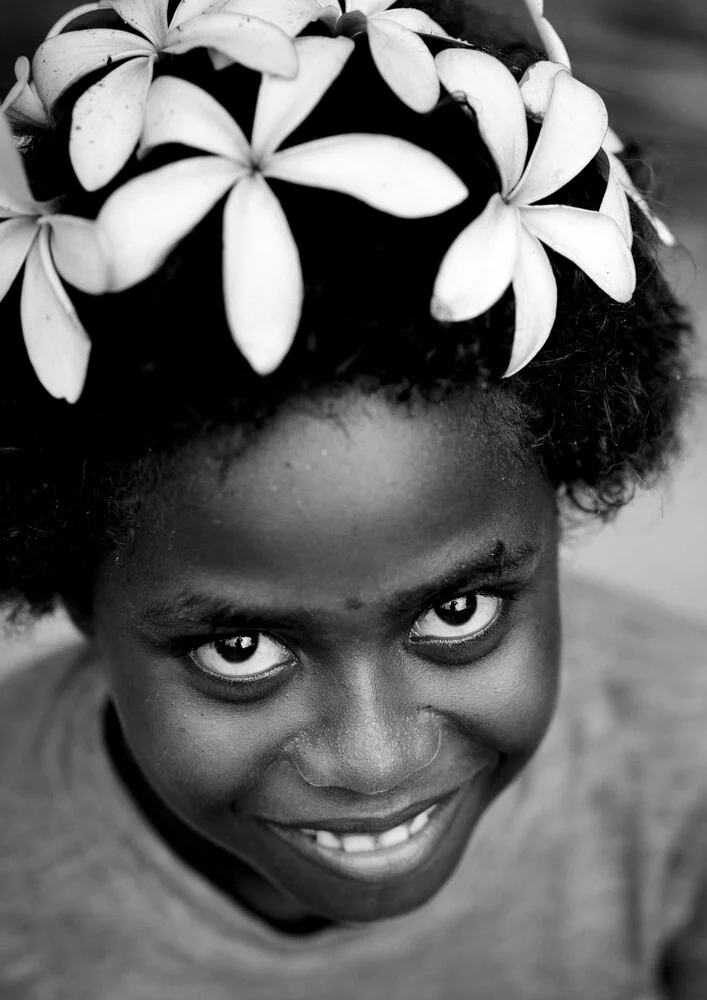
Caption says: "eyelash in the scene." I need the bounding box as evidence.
[169,584,519,692]
[411,586,517,646]
[165,634,294,691]
[195,655,293,691]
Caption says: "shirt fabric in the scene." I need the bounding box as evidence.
[2,575,707,1000]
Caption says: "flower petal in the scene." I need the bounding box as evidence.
[210,49,236,71]
[33,29,155,109]
[1,57,51,129]
[70,56,155,191]
[533,15,570,68]
[505,227,557,376]
[0,109,46,216]
[216,0,322,36]
[431,194,520,322]
[518,59,564,121]
[521,204,636,301]
[139,75,250,163]
[350,0,394,16]
[375,7,450,38]
[47,216,112,293]
[96,156,243,290]
[20,229,91,403]
[109,0,170,46]
[163,12,298,77]
[267,133,467,216]
[0,218,37,300]
[366,18,439,113]
[252,36,353,161]
[604,127,624,156]
[45,2,115,39]
[600,157,633,248]
[627,190,676,248]
[522,0,570,67]
[608,153,676,247]
[435,49,528,198]
[313,4,341,32]
[170,0,224,30]
[223,174,302,375]
[510,70,607,207]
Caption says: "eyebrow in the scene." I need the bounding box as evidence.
[137,539,541,634]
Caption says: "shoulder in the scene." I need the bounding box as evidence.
[561,572,707,712]
[558,573,707,797]
[0,635,94,784]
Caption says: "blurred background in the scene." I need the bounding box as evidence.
[1,0,706,670]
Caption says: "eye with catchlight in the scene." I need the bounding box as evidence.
[190,634,292,680]
[188,591,504,682]
[410,593,502,642]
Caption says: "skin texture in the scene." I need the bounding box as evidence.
[91,388,561,930]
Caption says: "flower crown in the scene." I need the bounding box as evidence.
[0,0,673,403]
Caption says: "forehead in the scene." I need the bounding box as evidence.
[113,391,553,609]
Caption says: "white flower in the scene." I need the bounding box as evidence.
[520,0,676,247]
[94,36,468,375]
[432,49,636,377]
[1,57,51,130]
[32,0,301,191]
[200,0,329,70]
[520,0,570,68]
[0,111,109,402]
[313,0,452,112]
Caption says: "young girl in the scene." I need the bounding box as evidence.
[1,0,705,996]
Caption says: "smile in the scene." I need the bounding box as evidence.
[300,801,438,853]
[261,787,466,884]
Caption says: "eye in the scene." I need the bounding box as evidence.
[190,634,292,680]
[411,592,501,642]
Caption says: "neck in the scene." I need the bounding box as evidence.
[102,701,334,937]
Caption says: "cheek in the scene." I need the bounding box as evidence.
[440,609,560,759]
[103,648,270,813]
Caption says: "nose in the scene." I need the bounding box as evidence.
[288,660,442,795]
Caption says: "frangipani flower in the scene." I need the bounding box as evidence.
[1,57,51,129]
[95,36,468,374]
[521,0,676,247]
[202,0,327,70]
[0,111,109,402]
[313,0,452,112]
[32,0,300,192]
[520,0,570,68]
[432,49,636,377]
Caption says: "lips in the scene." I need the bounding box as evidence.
[259,785,468,884]
[260,788,460,836]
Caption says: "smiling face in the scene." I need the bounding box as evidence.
[91,388,560,927]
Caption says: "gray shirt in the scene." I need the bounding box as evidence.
[2,576,707,999]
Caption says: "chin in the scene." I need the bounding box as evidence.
[240,773,498,926]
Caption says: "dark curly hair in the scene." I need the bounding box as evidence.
[0,0,694,621]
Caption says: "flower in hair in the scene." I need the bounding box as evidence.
[519,0,570,68]
[0,111,109,402]
[432,49,636,377]
[199,0,329,71]
[32,0,302,192]
[314,0,452,112]
[1,57,51,129]
[520,0,676,247]
[94,36,468,375]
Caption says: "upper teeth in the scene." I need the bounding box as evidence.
[300,805,437,854]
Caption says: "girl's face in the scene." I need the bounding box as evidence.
[92,390,560,926]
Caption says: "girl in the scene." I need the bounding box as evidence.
[0,0,704,996]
